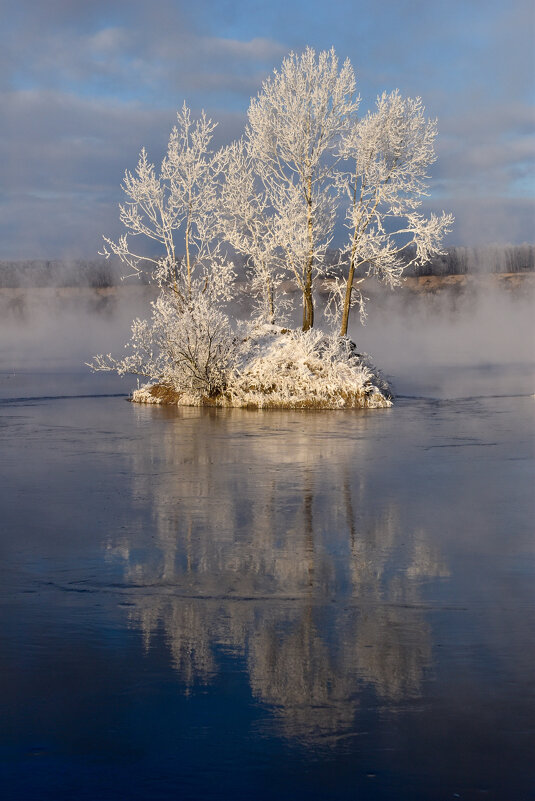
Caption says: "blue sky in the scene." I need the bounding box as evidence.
[1,0,533,257]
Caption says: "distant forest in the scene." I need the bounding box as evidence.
[0,244,533,288]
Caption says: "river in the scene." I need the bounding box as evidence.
[0,288,533,800]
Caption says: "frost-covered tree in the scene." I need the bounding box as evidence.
[334,91,454,335]
[101,102,232,304]
[247,47,359,331]
[92,104,237,396]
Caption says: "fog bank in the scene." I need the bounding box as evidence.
[0,279,533,399]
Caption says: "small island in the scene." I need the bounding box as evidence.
[131,324,392,409]
[90,48,452,408]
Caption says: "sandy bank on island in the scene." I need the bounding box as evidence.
[130,381,391,409]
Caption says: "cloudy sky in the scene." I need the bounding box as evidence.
[1,0,533,258]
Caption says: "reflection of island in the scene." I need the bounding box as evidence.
[108,408,449,741]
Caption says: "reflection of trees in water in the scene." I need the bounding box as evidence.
[110,408,448,740]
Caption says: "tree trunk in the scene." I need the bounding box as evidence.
[339,259,355,336]
[302,273,314,331]
[340,216,359,335]
[302,180,315,331]
[185,220,191,300]
[266,273,275,324]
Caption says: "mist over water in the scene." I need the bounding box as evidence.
[0,286,153,374]
[349,282,535,398]
[1,277,532,397]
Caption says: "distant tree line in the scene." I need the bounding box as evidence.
[0,258,126,288]
[399,243,535,276]
[0,243,532,289]
[1,244,533,289]
[323,243,535,278]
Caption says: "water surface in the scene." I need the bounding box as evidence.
[1,361,533,800]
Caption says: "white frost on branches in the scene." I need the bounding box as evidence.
[335,90,454,334]
[90,292,239,399]
[247,47,360,331]
[92,103,238,398]
[217,139,286,323]
[101,102,233,304]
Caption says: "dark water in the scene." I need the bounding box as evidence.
[1,363,534,801]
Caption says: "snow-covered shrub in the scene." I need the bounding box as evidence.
[229,326,391,408]
[91,290,239,401]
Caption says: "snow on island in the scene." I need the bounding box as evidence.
[130,325,392,410]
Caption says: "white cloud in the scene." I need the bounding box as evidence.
[0,0,533,255]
